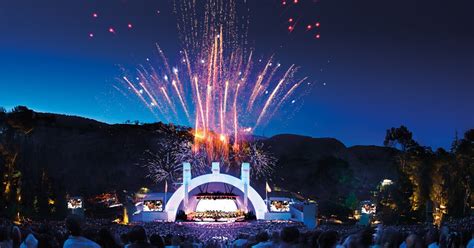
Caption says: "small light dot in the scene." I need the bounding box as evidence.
[92,13,98,18]
[89,33,94,38]
[127,23,133,29]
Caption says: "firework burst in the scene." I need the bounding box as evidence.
[122,0,311,173]
[143,138,208,185]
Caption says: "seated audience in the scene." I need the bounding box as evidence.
[127,226,154,248]
[63,215,100,248]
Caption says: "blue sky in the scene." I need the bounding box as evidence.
[1,0,473,149]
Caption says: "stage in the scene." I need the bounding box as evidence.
[132,162,317,228]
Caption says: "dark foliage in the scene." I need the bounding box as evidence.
[0,107,472,223]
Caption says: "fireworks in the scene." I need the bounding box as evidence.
[281,0,322,39]
[122,0,311,174]
[143,138,208,184]
[144,137,275,183]
[244,143,276,179]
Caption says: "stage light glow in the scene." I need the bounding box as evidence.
[195,199,238,212]
[381,179,393,186]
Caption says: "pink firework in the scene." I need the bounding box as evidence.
[119,0,311,166]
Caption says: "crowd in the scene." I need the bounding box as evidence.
[0,216,472,248]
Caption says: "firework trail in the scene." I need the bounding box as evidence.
[121,0,311,170]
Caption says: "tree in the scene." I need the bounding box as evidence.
[311,156,356,218]
[344,191,359,211]
[0,113,23,219]
[384,125,418,152]
[451,129,474,216]
[384,126,434,221]
[384,126,474,222]
[11,106,30,113]
[8,106,35,134]
[429,148,451,224]
[0,147,21,219]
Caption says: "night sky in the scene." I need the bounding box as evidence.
[0,0,473,149]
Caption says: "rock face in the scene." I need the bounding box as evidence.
[1,108,400,215]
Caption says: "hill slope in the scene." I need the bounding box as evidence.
[0,108,400,216]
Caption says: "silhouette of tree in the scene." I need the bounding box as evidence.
[384,126,433,221]
[384,125,419,152]
[344,191,358,211]
[0,127,22,218]
[451,129,474,216]
[384,126,474,223]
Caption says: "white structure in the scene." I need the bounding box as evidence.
[132,162,316,227]
[164,162,268,221]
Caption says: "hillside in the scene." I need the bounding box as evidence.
[262,134,399,212]
[0,107,400,216]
